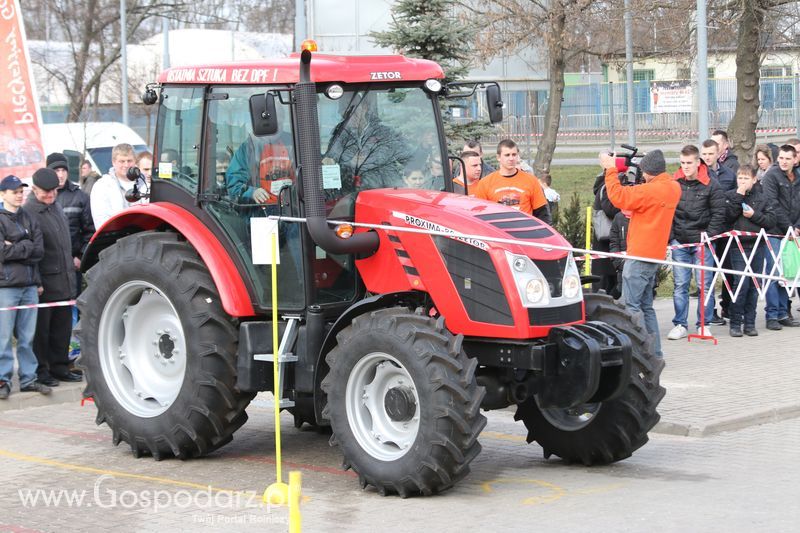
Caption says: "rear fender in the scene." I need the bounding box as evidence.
[82,203,256,317]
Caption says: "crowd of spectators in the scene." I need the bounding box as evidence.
[595,130,800,346]
[0,143,149,399]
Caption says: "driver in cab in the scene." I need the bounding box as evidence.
[226,132,294,208]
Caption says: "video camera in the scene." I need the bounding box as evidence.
[610,144,644,185]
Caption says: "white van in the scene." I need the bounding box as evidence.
[41,122,149,180]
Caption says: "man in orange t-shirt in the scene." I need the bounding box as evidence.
[473,139,551,224]
[600,149,681,357]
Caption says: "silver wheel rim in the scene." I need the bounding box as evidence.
[345,352,420,461]
[98,281,187,418]
[537,399,602,431]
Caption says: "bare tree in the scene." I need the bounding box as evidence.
[469,0,604,175]
[21,1,227,122]
[726,0,798,160]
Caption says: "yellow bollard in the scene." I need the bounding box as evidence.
[264,231,289,505]
[584,206,593,286]
[289,470,302,533]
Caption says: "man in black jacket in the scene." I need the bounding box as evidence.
[712,130,739,175]
[25,169,81,385]
[48,153,94,337]
[47,153,94,272]
[760,144,800,329]
[0,175,50,398]
[667,145,727,340]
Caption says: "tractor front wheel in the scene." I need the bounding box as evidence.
[515,293,665,465]
[322,307,486,496]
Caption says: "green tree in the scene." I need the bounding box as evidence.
[556,192,587,249]
[370,0,492,148]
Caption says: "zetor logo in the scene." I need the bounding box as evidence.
[370,71,402,80]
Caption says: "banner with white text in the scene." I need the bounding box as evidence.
[0,0,44,181]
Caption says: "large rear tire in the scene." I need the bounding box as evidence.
[515,293,665,465]
[77,232,253,459]
[321,307,486,496]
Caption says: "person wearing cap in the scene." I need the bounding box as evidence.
[599,149,681,358]
[0,175,49,399]
[25,168,81,385]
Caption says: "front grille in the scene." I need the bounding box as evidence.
[434,236,514,325]
[528,302,583,326]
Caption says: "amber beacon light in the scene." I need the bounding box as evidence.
[300,39,318,52]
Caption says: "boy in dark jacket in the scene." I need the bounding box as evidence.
[25,169,81,385]
[724,164,776,337]
[0,175,49,398]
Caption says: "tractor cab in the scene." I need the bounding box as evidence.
[147,53,494,315]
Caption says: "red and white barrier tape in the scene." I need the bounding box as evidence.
[0,299,76,312]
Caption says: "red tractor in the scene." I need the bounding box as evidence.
[78,48,664,497]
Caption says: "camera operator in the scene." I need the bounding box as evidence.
[599,150,681,358]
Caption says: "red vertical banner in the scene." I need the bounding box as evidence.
[0,0,44,182]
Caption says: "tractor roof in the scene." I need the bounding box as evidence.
[157,53,444,85]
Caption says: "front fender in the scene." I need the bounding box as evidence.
[82,203,256,317]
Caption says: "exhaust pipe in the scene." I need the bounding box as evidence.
[294,50,379,255]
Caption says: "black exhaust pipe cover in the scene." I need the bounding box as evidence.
[295,50,379,255]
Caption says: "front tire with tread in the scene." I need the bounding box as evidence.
[321,307,486,497]
[515,292,665,465]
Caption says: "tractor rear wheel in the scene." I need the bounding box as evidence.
[321,307,486,496]
[77,231,253,459]
[515,293,665,465]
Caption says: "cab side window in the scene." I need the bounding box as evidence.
[155,87,204,192]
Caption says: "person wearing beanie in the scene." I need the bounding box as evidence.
[25,168,81,385]
[48,152,94,329]
[0,175,50,398]
[668,144,727,340]
[599,149,681,358]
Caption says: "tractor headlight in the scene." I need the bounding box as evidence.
[506,252,550,306]
[561,254,583,302]
[563,274,581,299]
[526,279,546,304]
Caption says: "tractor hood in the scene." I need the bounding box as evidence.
[353,189,582,339]
[354,188,571,260]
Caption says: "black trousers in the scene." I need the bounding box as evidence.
[34,305,73,379]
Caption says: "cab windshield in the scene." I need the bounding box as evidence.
[317,86,444,201]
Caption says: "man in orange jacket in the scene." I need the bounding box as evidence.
[599,149,681,357]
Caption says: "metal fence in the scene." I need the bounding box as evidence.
[470,77,800,147]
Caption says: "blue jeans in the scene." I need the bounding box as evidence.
[621,259,662,357]
[764,236,789,320]
[671,242,715,327]
[729,244,763,328]
[0,286,40,388]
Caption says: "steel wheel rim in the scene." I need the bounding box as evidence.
[98,281,187,418]
[345,352,420,461]
[537,399,602,431]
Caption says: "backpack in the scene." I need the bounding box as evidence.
[592,186,614,241]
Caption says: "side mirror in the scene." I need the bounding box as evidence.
[249,93,278,136]
[486,84,503,124]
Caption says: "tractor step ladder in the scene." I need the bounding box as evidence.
[254,315,300,409]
